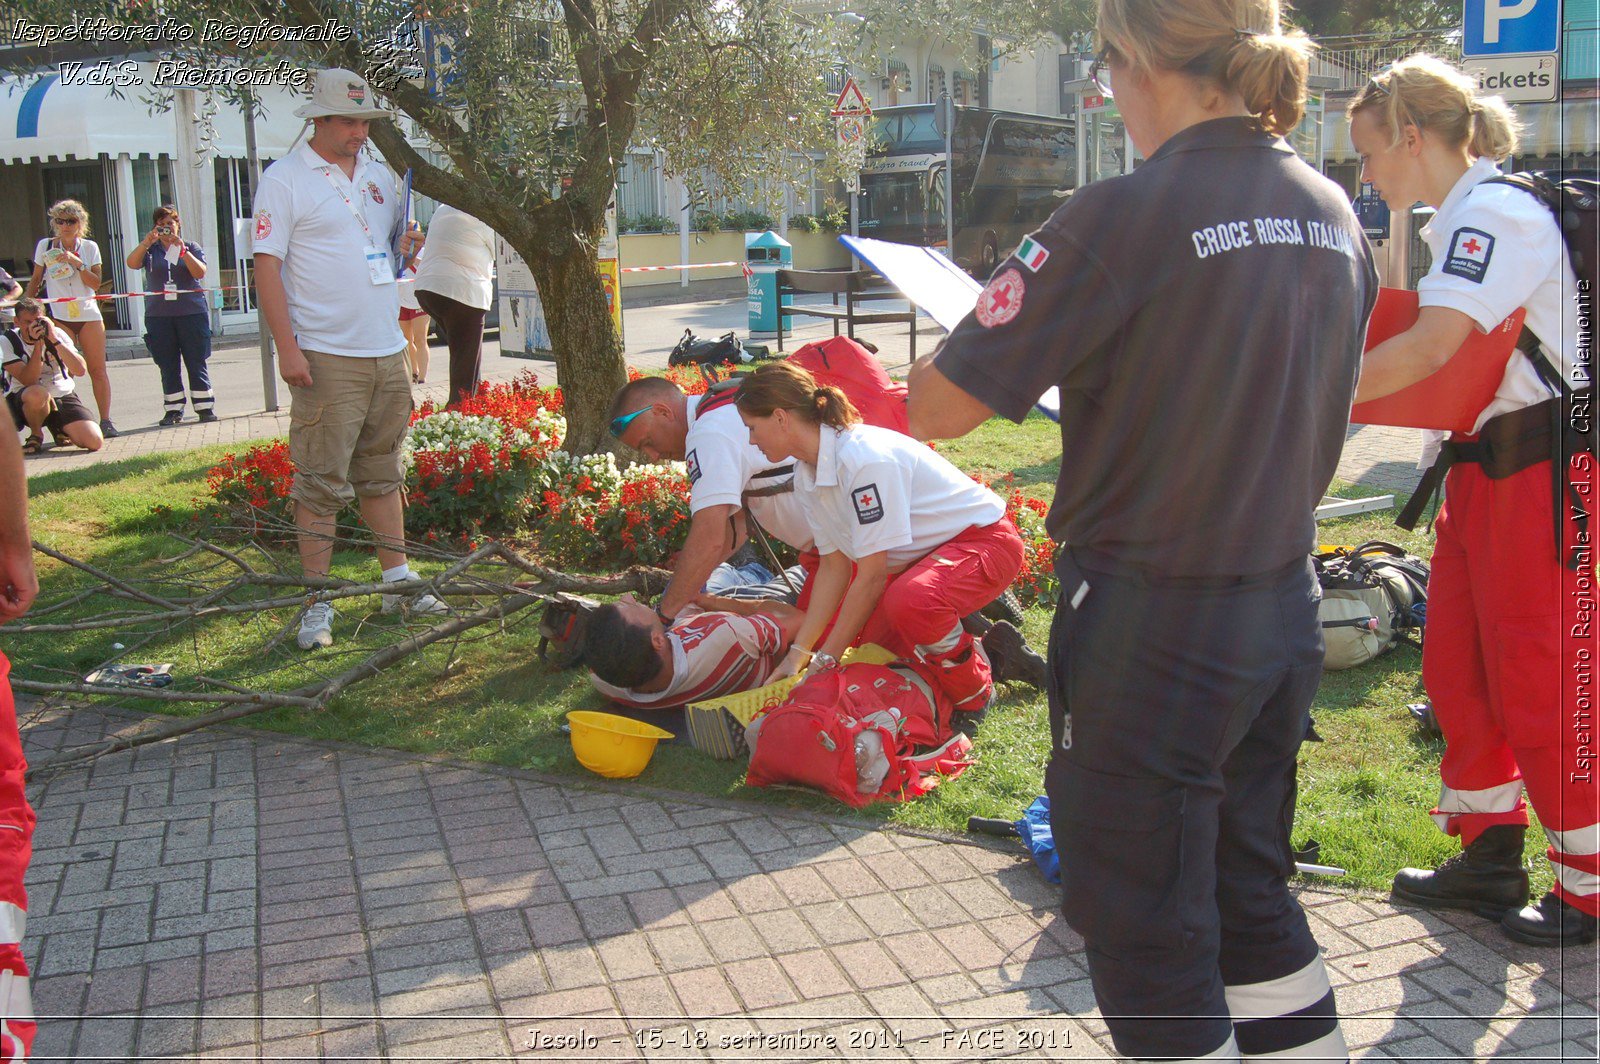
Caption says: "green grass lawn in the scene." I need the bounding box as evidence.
[7,420,1552,898]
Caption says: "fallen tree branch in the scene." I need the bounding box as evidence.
[32,541,181,611]
[12,535,682,778]
[11,679,318,709]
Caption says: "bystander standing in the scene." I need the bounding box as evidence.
[251,67,442,651]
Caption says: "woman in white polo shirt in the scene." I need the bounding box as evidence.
[26,199,115,437]
[1348,55,1594,947]
[736,361,1024,719]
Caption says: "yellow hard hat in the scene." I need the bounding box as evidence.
[568,711,676,779]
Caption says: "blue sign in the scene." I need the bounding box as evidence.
[1463,0,1563,56]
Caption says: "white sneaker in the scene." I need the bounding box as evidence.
[297,602,334,650]
[380,590,450,616]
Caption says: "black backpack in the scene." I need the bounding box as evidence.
[1313,541,1430,670]
[667,329,750,368]
[1487,171,1598,562]
[1490,171,1597,303]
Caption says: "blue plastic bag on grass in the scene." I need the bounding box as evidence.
[1016,796,1059,884]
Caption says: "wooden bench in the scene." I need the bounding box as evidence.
[775,268,920,362]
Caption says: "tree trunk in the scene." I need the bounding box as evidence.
[524,237,628,456]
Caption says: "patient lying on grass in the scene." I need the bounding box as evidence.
[585,594,801,709]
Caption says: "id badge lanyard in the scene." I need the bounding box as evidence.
[317,166,395,285]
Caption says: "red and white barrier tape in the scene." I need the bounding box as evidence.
[620,261,744,273]
[39,261,752,304]
[33,279,414,305]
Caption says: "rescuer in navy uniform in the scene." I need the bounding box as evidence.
[908,0,1376,1058]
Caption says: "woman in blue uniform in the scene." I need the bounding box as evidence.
[908,0,1377,1058]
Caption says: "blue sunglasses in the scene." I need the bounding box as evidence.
[609,406,650,438]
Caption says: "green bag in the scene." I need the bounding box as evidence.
[1313,541,1429,670]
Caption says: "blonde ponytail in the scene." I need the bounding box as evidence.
[1467,94,1520,160]
[1097,0,1311,137]
[1224,31,1313,137]
[737,362,861,429]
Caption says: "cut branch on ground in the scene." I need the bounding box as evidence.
[13,534,668,781]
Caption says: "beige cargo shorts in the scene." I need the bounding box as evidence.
[287,348,413,514]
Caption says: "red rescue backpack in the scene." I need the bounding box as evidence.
[744,662,973,807]
[694,335,909,434]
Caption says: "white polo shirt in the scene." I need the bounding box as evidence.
[795,423,1005,570]
[251,142,407,358]
[34,237,103,323]
[685,401,815,551]
[1416,156,1583,465]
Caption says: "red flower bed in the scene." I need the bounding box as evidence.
[201,440,298,538]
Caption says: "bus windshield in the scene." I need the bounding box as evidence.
[859,104,1075,277]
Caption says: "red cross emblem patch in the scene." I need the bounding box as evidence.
[1443,227,1494,284]
[975,268,1025,328]
[367,181,384,204]
[853,482,883,525]
[254,210,272,241]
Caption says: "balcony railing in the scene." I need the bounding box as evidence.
[1314,22,1597,92]
[1311,29,1462,92]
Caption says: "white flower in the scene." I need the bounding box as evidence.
[403,409,569,472]
[620,460,688,488]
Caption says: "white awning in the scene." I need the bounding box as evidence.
[1324,96,1600,164]
[0,64,311,164]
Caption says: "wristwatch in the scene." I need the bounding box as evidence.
[655,604,673,625]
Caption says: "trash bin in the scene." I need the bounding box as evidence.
[745,230,793,336]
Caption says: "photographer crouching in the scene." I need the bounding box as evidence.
[2,298,103,454]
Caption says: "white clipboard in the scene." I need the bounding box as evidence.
[839,235,1060,421]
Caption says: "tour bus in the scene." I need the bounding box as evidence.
[858,104,1077,277]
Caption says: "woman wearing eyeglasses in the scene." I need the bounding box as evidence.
[907,0,1376,1059]
[1348,58,1595,948]
[25,200,115,438]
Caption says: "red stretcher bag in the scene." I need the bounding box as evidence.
[1350,287,1525,433]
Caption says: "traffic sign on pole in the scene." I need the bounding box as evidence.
[1463,0,1562,56]
[832,77,872,117]
[1461,0,1562,102]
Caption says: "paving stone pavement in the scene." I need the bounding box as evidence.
[15,703,1595,1062]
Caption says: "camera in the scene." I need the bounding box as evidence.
[156,226,174,237]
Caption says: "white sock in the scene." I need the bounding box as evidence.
[382,563,413,584]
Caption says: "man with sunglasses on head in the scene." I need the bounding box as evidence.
[606,377,817,624]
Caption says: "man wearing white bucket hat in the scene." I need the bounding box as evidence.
[252,68,441,652]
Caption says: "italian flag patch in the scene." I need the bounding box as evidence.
[1015,235,1049,272]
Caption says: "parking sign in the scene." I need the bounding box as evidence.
[1463,0,1562,56]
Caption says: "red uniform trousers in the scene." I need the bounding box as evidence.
[854,518,1025,709]
[1425,454,1600,916]
[0,652,35,1060]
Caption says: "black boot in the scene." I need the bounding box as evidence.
[1501,892,1600,947]
[980,620,1048,690]
[1392,825,1530,917]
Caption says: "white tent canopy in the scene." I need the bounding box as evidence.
[0,63,310,164]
